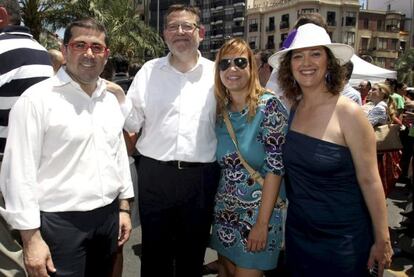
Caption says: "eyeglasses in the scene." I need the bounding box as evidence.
[66,41,108,54]
[165,22,199,32]
[218,57,249,71]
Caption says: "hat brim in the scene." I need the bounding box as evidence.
[268,43,354,69]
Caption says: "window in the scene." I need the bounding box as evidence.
[267,17,275,31]
[345,11,356,27]
[390,39,398,50]
[280,14,289,29]
[249,19,258,32]
[378,38,387,50]
[362,18,369,29]
[301,8,315,14]
[249,36,257,49]
[327,11,336,26]
[266,35,275,49]
[343,32,355,46]
[360,37,369,50]
[377,20,384,31]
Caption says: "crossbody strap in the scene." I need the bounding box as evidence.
[222,111,265,186]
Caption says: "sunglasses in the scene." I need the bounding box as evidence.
[67,41,108,54]
[218,57,248,71]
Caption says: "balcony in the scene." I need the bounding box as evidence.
[279,21,289,29]
[232,26,244,33]
[249,23,258,32]
[327,20,336,27]
[345,17,356,27]
[266,25,275,32]
[233,0,245,7]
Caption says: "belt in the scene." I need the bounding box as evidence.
[158,160,207,169]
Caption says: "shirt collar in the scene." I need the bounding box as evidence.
[52,67,107,99]
[159,50,204,73]
[0,25,32,37]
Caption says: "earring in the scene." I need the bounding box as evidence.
[325,72,332,86]
[293,79,297,87]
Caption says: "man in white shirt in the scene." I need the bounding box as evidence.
[118,4,220,277]
[0,18,134,277]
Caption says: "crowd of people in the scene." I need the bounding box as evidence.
[0,0,412,276]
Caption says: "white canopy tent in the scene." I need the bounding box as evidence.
[349,55,397,86]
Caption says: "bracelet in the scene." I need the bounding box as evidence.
[119,208,131,215]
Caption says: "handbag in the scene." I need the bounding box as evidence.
[374,123,403,151]
[222,111,285,207]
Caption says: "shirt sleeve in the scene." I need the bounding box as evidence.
[116,130,134,200]
[123,70,146,133]
[261,96,288,176]
[0,96,43,230]
[367,104,387,126]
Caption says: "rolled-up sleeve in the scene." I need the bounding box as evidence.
[0,96,44,230]
[123,71,146,133]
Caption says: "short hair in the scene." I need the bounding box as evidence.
[128,63,141,77]
[255,49,273,66]
[164,4,201,26]
[0,0,21,25]
[343,61,354,81]
[112,54,129,73]
[294,13,327,31]
[214,38,264,121]
[63,18,109,46]
[278,47,345,104]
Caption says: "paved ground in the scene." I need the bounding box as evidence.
[122,182,414,277]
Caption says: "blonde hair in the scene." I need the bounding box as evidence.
[214,38,265,121]
[375,82,397,121]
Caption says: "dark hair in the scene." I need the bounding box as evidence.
[128,63,141,77]
[294,13,327,30]
[63,18,109,46]
[278,47,345,104]
[112,54,129,73]
[164,4,201,26]
[343,61,353,81]
[0,0,21,25]
[255,49,273,66]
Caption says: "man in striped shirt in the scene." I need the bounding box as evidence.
[0,0,53,275]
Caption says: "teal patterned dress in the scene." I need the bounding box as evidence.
[210,93,288,270]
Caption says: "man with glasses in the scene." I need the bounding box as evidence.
[115,4,219,277]
[0,18,134,277]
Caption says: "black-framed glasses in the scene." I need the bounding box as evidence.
[66,41,108,54]
[218,57,248,71]
[165,22,199,32]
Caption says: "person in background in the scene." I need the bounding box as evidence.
[128,63,141,78]
[0,18,134,277]
[210,38,287,277]
[270,23,393,276]
[358,80,372,105]
[48,49,65,73]
[342,61,362,105]
[112,54,132,92]
[0,0,53,275]
[386,78,405,118]
[254,49,273,87]
[113,4,220,276]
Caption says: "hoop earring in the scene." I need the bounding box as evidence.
[325,72,332,86]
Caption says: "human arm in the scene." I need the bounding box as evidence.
[247,96,287,252]
[118,199,132,246]
[105,80,126,104]
[123,131,138,156]
[19,229,55,277]
[341,104,393,275]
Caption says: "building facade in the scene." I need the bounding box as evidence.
[245,0,360,52]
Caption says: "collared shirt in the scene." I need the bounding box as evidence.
[0,68,134,230]
[122,52,217,162]
[342,83,362,105]
[0,25,53,155]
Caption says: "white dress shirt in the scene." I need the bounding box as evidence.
[122,52,217,162]
[0,68,134,230]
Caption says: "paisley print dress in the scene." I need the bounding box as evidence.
[210,93,288,270]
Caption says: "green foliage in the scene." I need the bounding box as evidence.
[395,49,414,86]
[19,0,164,62]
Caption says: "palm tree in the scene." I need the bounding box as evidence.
[19,0,164,62]
[396,49,414,86]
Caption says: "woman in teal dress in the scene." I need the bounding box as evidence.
[210,38,288,276]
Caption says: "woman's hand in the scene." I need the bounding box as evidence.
[367,239,393,276]
[246,222,268,252]
[105,80,126,104]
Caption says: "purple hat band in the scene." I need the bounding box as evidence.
[281,28,297,50]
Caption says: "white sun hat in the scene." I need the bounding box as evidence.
[268,23,354,69]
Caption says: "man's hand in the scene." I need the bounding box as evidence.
[20,229,55,277]
[118,212,132,246]
[105,80,126,104]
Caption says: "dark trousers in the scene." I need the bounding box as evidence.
[40,200,119,277]
[138,156,220,277]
